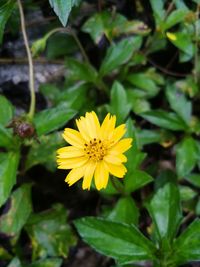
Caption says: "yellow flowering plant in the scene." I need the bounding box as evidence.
[57,111,132,190]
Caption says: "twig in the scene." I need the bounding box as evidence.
[17,0,35,120]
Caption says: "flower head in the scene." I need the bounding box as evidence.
[57,111,132,190]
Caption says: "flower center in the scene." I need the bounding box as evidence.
[84,138,107,161]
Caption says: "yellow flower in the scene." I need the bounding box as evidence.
[57,111,132,190]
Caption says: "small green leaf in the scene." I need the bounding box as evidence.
[7,258,21,267]
[179,185,197,201]
[29,258,62,267]
[176,137,198,177]
[108,197,139,225]
[141,110,187,131]
[185,173,200,188]
[166,85,192,125]
[125,170,153,194]
[0,151,19,207]
[127,73,160,98]
[66,58,98,83]
[34,103,76,136]
[108,81,131,124]
[25,132,64,171]
[26,204,76,260]
[0,95,13,126]
[100,37,142,77]
[49,0,77,26]
[173,219,200,264]
[164,9,188,30]
[0,0,15,44]
[0,184,32,236]
[75,217,156,264]
[0,125,13,149]
[127,90,150,114]
[147,183,182,242]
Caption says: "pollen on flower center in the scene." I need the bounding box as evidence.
[84,138,107,161]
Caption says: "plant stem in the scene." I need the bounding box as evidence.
[17,0,36,120]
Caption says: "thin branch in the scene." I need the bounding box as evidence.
[17,0,35,120]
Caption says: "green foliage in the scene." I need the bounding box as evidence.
[1,0,200,266]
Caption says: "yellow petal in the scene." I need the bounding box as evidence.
[105,162,127,178]
[100,114,116,140]
[65,164,86,186]
[82,161,97,190]
[76,111,100,140]
[94,161,109,190]
[57,156,88,169]
[104,154,127,164]
[109,124,126,144]
[57,146,85,158]
[109,138,132,154]
[62,128,85,148]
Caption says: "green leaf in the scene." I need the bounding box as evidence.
[166,85,192,125]
[125,170,153,194]
[29,258,62,267]
[173,219,200,264]
[147,183,182,242]
[166,31,194,58]
[185,173,200,188]
[34,103,76,136]
[127,90,150,114]
[164,9,188,30]
[66,58,98,83]
[0,151,19,207]
[0,0,15,44]
[108,81,131,124]
[108,197,139,225]
[7,258,21,267]
[0,95,13,126]
[149,0,165,26]
[140,110,187,131]
[0,184,32,236]
[49,0,77,26]
[0,124,13,149]
[127,73,160,98]
[26,204,76,260]
[75,217,156,264]
[179,185,197,201]
[100,36,142,77]
[136,129,162,146]
[25,132,64,172]
[176,137,198,177]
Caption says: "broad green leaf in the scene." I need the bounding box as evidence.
[125,170,153,194]
[75,217,156,264]
[7,258,21,267]
[127,73,160,98]
[164,9,188,30]
[179,185,197,201]
[166,31,194,58]
[100,36,142,77]
[176,137,198,177]
[140,110,187,131]
[166,85,192,125]
[25,132,64,171]
[0,0,15,43]
[127,90,150,114]
[0,184,32,236]
[149,0,165,26]
[66,58,98,83]
[34,103,76,136]
[49,0,77,26]
[0,124,13,148]
[173,219,200,264]
[29,258,62,267]
[0,151,19,207]
[137,129,162,146]
[147,183,182,242]
[108,81,131,124]
[0,95,13,125]
[26,204,76,260]
[185,173,200,188]
[108,197,139,225]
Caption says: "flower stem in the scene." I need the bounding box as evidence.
[17,0,35,120]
